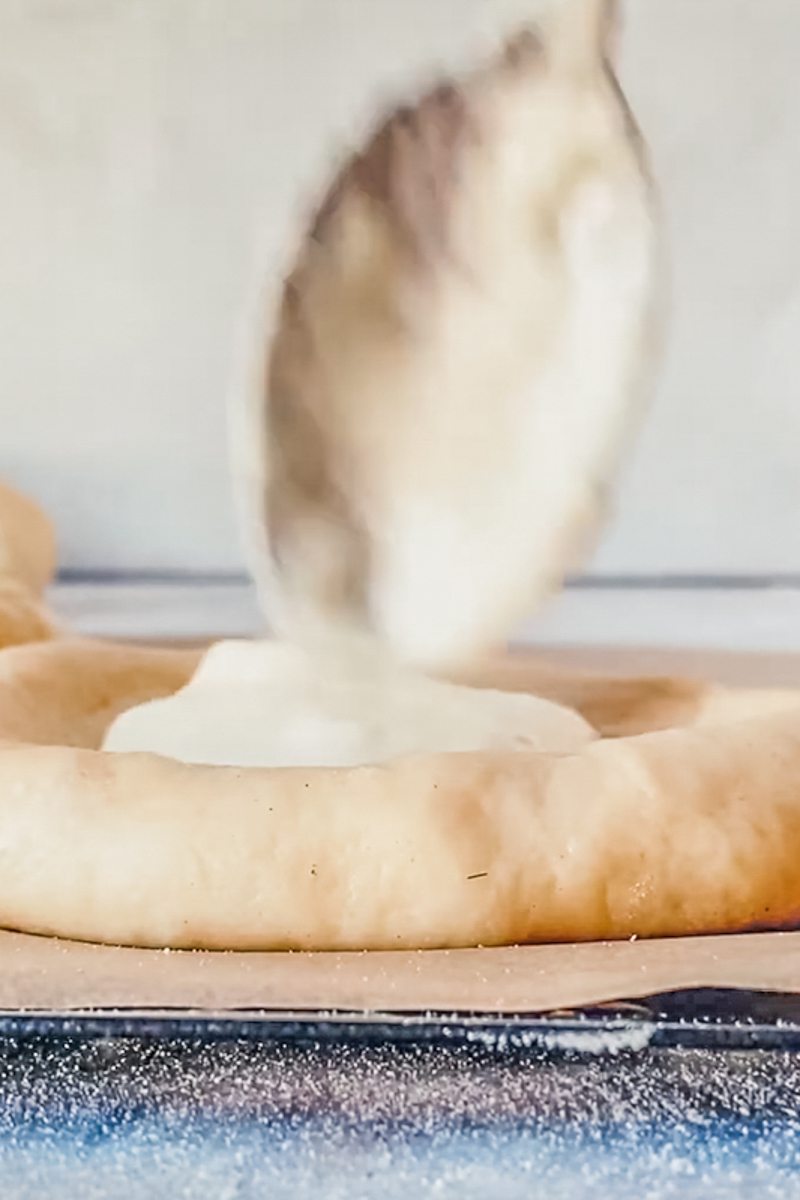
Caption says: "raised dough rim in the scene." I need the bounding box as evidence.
[2,637,800,953]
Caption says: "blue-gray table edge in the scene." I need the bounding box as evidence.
[3,989,800,1053]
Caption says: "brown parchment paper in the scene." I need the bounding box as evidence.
[2,644,800,1018]
[2,929,800,1017]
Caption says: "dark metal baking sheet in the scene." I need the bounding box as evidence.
[2,997,800,1199]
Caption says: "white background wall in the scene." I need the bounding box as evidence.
[1,0,799,579]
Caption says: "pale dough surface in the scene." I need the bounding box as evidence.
[103,639,596,766]
[3,638,800,951]
[0,578,56,651]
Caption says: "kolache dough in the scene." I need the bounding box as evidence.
[2,637,800,951]
[3,1,800,953]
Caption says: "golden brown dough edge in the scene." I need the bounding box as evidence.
[0,481,57,595]
[1,636,800,952]
[0,639,201,748]
[0,481,59,650]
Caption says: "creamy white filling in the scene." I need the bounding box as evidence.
[102,639,595,768]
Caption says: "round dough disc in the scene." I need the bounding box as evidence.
[1,639,800,951]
